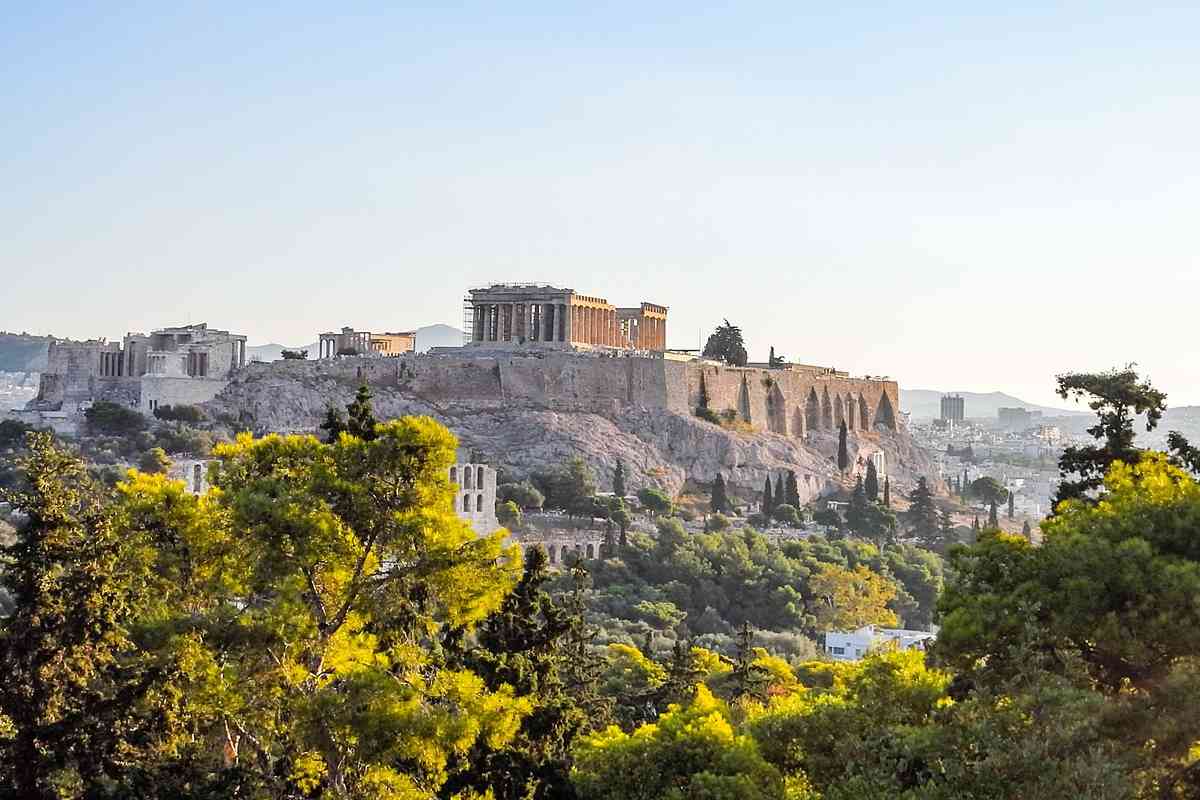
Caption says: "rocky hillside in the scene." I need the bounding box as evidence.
[205,362,939,505]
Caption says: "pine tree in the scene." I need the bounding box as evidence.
[785,470,800,508]
[838,422,850,472]
[774,474,785,510]
[613,459,626,498]
[319,404,345,442]
[1007,491,1015,519]
[761,477,773,514]
[906,477,940,547]
[656,640,703,711]
[711,473,730,514]
[988,500,999,529]
[345,384,379,440]
[883,476,891,508]
[730,622,770,702]
[864,459,879,502]
[939,507,954,545]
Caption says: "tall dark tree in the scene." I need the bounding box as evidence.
[1007,491,1015,519]
[864,459,880,503]
[768,346,785,369]
[710,473,730,514]
[319,404,346,442]
[452,547,590,800]
[656,640,704,712]
[938,507,955,545]
[883,476,891,508]
[1021,519,1032,539]
[0,434,168,798]
[906,477,940,547]
[697,372,710,412]
[701,320,748,367]
[774,474,785,510]
[729,623,770,703]
[837,422,850,472]
[761,477,774,514]
[613,459,626,498]
[987,500,999,529]
[1054,366,1167,506]
[344,383,379,440]
[785,470,800,508]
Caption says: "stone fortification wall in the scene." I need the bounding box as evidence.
[229,351,895,431]
[140,376,233,414]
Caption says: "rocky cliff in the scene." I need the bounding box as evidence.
[204,354,938,505]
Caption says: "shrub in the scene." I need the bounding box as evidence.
[137,447,171,475]
[84,401,147,436]
[0,419,33,449]
[496,499,523,530]
[695,406,721,425]
[152,404,204,423]
[497,481,545,510]
[281,349,308,360]
[637,487,673,516]
[772,503,802,527]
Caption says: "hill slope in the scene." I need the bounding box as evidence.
[901,389,1086,420]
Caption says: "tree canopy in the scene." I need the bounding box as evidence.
[702,320,748,367]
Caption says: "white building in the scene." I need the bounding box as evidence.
[824,625,937,661]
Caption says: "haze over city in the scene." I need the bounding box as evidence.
[4,3,1199,407]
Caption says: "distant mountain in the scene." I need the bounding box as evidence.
[245,325,466,363]
[901,389,1088,421]
[414,324,465,351]
[0,333,50,372]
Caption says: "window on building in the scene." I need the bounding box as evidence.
[476,493,483,511]
[449,466,457,485]
[462,494,470,512]
[464,467,473,490]
[477,466,485,487]
[830,646,845,655]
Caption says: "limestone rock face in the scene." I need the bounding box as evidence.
[205,358,938,504]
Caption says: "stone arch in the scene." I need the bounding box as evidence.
[586,543,595,559]
[805,388,820,432]
[875,392,897,431]
[738,376,752,423]
[821,387,833,430]
[449,466,458,485]
[477,466,485,487]
[834,393,845,430]
[859,394,871,429]
[476,493,484,511]
[791,406,806,439]
[766,383,787,435]
[546,544,556,563]
[464,467,473,490]
[462,494,470,512]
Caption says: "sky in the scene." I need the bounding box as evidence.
[3,2,1198,409]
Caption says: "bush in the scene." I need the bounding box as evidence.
[137,447,171,475]
[707,513,732,532]
[496,499,522,530]
[772,503,802,527]
[153,425,215,457]
[152,404,204,423]
[281,349,308,360]
[637,487,673,516]
[0,419,33,449]
[84,401,147,436]
[497,481,545,510]
[695,406,721,425]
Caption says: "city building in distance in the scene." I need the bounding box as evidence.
[940,394,965,424]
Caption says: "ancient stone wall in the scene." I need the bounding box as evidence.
[140,376,234,414]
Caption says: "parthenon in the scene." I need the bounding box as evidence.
[466,284,667,351]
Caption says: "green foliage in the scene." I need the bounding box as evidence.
[1054,365,1167,506]
[864,459,879,502]
[344,383,379,440]
[837,422,849,472]
[151,403,204,423]
[905,477,940,547]
[761,477,773,514]
[772,503,801,527]
[968,475,1008,506]
[280,348,308,359]
[784,470,800,508]
[0,419,33,450]
[636,487,673,517]
[498,480,545,510]
[534,457,598,517]
[572,685,792,800]
[497,499,523,530]
[84,400,147,436]
[711,473,730,514]
[136,446,171,474]
[702,320,749,367]
[612,459,626,498]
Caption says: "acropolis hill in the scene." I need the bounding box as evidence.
[207,348,929,505]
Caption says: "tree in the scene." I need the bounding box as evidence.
[761,477,774,514]
[1021,519,1032,538]
[318,403,345,442]
[702,320,748,367]
[0,418,33,449]
[785,470,800,508]
[987,500,999,529]
[813,506,843,531]
[730,623,771,703]
[0,434,167,798]
[772,503,801,528]
[939,507,955,545]
[84,400,147,436]
[637,487,672,517]
[344,383,379,440]
[612,459,626,498]
[837,422,849,472]
[809,563,898,632]
[498,481,545,510]
[883,476,891,507]
[280,348,307,360]
[768,346,785,369]
[774,474,784,510]
[1054,366,1167,506]
[497,499,523,530]
[905,477,940,547]
[711,473,730,514]
[137,446,171,474]
[609,497,632,548]
[1008,490,1015,519]
[864,459,879,502]
[968,476,1008,507]
[152,403,204,423]
[572,685,789,800]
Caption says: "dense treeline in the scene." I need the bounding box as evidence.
[2,366,1200,798]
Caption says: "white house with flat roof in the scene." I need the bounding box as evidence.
[824,625,937,661]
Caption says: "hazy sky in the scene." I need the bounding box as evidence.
[4,3,1198,408]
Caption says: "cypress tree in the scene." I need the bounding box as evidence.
[774,474,784,510]
[864,459,879,502]
[988,500,999,529]
[837,421,850,472]
[1022,520,1032,538]
[761,478,773,514]
[656,640,703,711]
[345,384,379,440]
[883,476,891,508]
[730,622,770,702]
[710,473,730,514]
[319,404,345,443]
[1007,491,1015,519]
[972,515,980,532]
[785,470,800,508]
[613,459,626,498]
